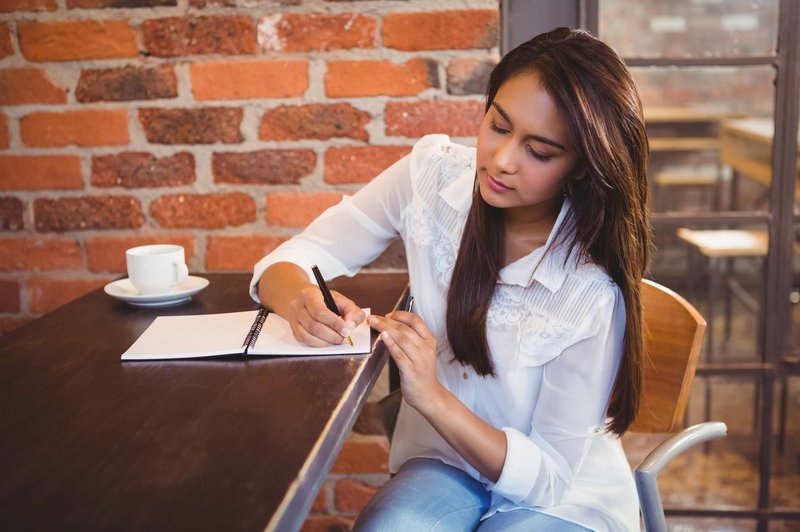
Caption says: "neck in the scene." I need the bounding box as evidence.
[503,196,563,235]
[501,197,563,266]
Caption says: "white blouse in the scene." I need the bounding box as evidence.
[250,135,639,531]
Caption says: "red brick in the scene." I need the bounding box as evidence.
[206,234,286,271]
[139,107,243,144]
[76,65,177,103]
[92,152,195,188]
[0,155,83,190]
[447,57,496,95]
[21,110,129,147]
[310,484,327,513]
[27,277,108,314]
[383,10,499,51]
[259,104,369,141]
[324,146,410,184]
[212,149,315,185]
[0,24,13,59]
[0,280,20,313]
[385,100,483,138]
[0,196,23,230]
[142,16,257,57]
[68,0,175,7]
[325,58,437,98]
[34,196,143,232]
[330,436,388,474]
[257,13,375,52]
[18,20,137,62]
[266,192,343,227]
[300,516,353,532]
[150,192,256,229]
[190,0,235,6]
[86,235,196,273]
[0,68,68,105]
[0,238,81,271]
[0,114,8,149]
[334,479,378,514]
[0,0,56,12]
[0,317,31,334]
[192,60,308,101]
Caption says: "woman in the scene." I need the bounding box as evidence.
[251,28,650,531]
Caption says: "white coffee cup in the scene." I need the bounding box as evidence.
[125,244,189,295]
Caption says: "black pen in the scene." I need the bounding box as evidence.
[403,295,414,313]
[311,265,353,347]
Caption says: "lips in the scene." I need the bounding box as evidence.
[486,174,512,193]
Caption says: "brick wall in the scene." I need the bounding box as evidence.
[0,0,499,528]
[0,0,499,333]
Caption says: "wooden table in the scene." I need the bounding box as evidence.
[720,117,800,203]
[645,106,744,152]
[0,272,408,532]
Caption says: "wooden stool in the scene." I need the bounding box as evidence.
[654,171,721,211]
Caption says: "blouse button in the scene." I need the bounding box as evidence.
[462,372,468,380]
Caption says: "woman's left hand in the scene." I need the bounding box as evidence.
[368,311,444,417]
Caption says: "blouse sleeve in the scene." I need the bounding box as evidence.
[249,134,452,301]
[489,282,627,507]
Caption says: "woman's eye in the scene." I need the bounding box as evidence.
[526,145,553,162]
[489,121,509,134]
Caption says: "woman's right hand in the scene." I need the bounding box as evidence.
[287,285,366,347]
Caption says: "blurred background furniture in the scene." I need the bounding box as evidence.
[645,107,744,212]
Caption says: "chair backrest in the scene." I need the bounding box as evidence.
[630,279,706,433]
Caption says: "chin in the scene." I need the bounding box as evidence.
[477,180,506,209]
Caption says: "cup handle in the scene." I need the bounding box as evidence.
[175,262,189,285]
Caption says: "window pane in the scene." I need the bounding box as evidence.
[599,0,779,58]
[634,66,775,213]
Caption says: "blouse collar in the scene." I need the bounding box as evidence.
[439,170,576,293]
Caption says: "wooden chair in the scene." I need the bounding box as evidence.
[379,280,727,532]
[633,279,726,532]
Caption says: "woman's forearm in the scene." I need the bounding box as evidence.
[256,262,314,318]
[422,386,508,483]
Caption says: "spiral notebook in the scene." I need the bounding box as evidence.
[121,308,371,361]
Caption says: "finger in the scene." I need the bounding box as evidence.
[305,298,352,339]
[297,308,348,345]
[387,311,431,339]
[371,315,423,347]
[372,318,425,363]
[291,319,340,348]
[332,291,365,331]
[380,329,413,368]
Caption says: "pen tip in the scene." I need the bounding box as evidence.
[346,336,354,347]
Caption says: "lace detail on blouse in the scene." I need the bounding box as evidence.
[402,139,471,286]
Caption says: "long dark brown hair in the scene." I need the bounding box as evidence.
[445,27,651,435]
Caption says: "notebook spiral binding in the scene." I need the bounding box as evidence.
[242,307,269,354]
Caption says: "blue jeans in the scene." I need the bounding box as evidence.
[353,457,591,531]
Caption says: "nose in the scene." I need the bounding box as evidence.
[494,138,517,175]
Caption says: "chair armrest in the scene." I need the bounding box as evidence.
[635,421,728,532]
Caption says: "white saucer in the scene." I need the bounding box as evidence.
[104,276,210,307]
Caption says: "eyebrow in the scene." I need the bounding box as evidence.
[491,102,566,151]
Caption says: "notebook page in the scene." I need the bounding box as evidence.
[121,310,258,360]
